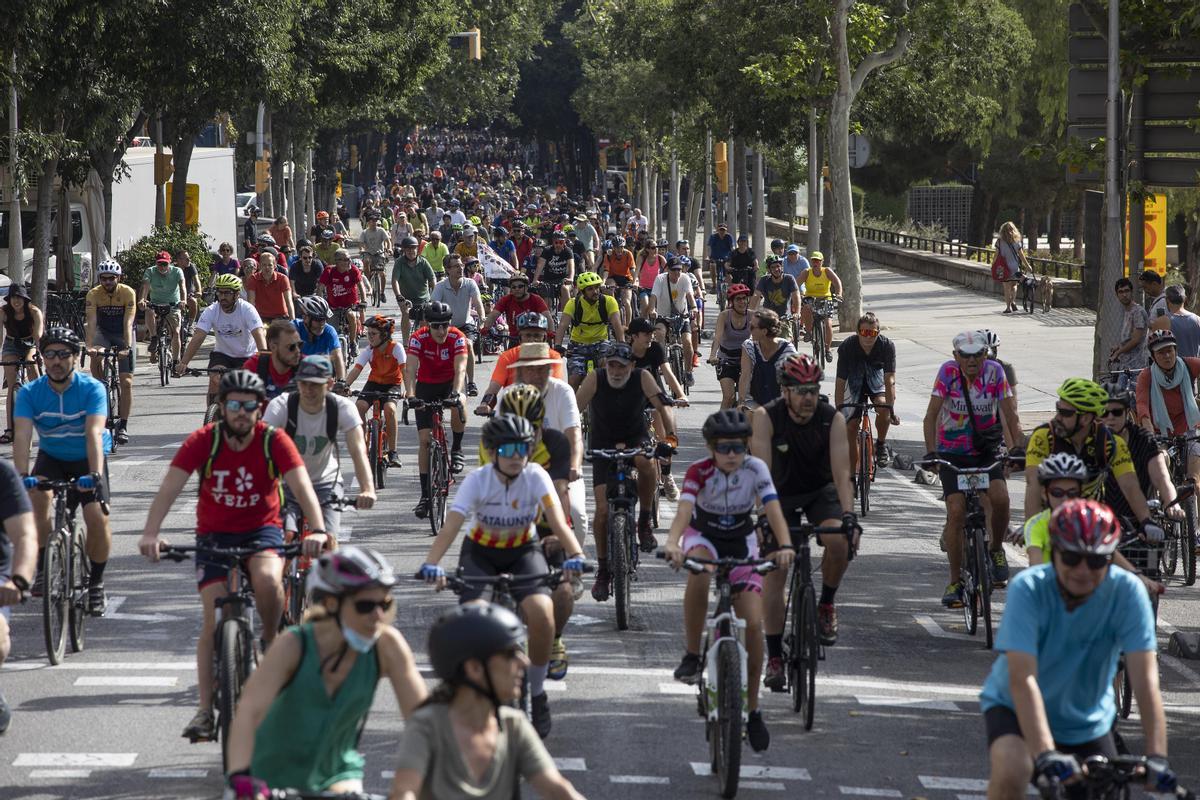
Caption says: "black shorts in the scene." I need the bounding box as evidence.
[0,536,12,622]
[983,706,1116,792]
[31,453,110,508]
[414,380,454,430]
[938,452,1005,499]
[457,538,551,603]
[591,438,650,487]
[207,351,246,372]
[195,527,285,590]
[764,484,843,554]
[362,380,401,401]
[715,356,741,383]
[609,275,631,288]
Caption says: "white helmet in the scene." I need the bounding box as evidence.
[97,259,122,276]
[979,329,1001,350]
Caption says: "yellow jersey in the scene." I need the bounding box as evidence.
[803,266,832,299]
[86,283,136,336]
[1025,424,1134,500]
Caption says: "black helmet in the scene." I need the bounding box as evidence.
[424,301,453,323]
[428,604,524,683]
[481,413,535,450]
[702,408,753,442]
[40,326,81,354]
[399,236,419,249]
[515,311,548,331]
[256,232,277,247]
[771,238,785,249]
[217,369,267,401]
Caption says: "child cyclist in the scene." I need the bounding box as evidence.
[342,314,406,468]
[663,409,795,753]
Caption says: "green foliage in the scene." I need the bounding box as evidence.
[115,227,213,293]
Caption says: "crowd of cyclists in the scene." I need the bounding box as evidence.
[0,127,1191,800]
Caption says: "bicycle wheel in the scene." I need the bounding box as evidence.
[960,530,979,635]
[1163,519,1179,576]
[157,339,170,387]
[858,428,872,517]
[42,531,69,665]
[203,401,221,425]
[428,442,447,536]
[611,510,631,631]
[812,322,824,363]
[1183,495,1196,586]
[367,419,385,490]
[975,528,994,649]
[790,572,819,728]
[217,618,247,771]
[1118,665,1133,719]
[68,521,89,652]
[714,639,743,799]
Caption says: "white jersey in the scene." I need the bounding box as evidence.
[196,299,263,358]
[450,463,558,548]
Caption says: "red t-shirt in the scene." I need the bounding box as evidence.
[170,421,304,535]
[515,236,534,266]
[242,354,296,394]
[407,326,467,384]
[319,266,362,309]
[493,293,548,331]
[246,271,291,319]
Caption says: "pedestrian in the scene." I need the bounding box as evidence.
[1109,277,1148,372]
[1140,269,1168,329]
[994,221,1030,314]
[1165,284,1200,358]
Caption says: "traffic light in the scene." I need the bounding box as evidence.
[714,141,728,194]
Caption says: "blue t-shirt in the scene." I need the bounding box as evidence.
[14,372,112,460]
[782,254,809,281]
[979,563,1155,744]
[708,233,734,261]
[490,240,516,263]
[293,320,339,356]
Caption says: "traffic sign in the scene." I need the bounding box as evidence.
[1126,193,1167,274]
[1068,124,1200,153]
[849,134,871,169]
[1070,67,1200,123]
[165,183,199,227]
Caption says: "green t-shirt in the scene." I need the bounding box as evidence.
[145,264,185,305]
[564,293,620,345]
[1024,508,1050,554]
[391,256,435,303]
[424,242,450,275]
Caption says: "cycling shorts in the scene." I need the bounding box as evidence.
[566,342,608,377]
[207,351,245,372]
[937,452,1006,499]
[414,380,455,430]
[680,527,763,593]
[762,485,842,554]
[609,275,632,289]
[1,338,32,359]
[282,480,343,536]
[715,356,741,384]
[31,453,110,508]
[0,536,11,622]
[456,538,551,604]
[93,328,135,374]
[841,374,887,420]
[195,526,284,590]
[984,705,1116,800]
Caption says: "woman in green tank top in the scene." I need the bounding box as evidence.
[224,547,427,799]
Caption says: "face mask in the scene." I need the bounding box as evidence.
[342,622,381,654]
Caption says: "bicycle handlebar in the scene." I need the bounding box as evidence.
[655,550,777,575]
[836,401,894,411]
[158,541,302,563]
[584,446,655,462]
[919,456,1020,472]
[180,366,231,377]
[1036,755,1193,800]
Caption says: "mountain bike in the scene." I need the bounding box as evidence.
[331,305,363,362]
[780,312,802,349]
[838,400,893,517]
[10,343,41,387]
[353,388,405,490]
[404,395,462,535]
[1157,483,1195,579]
[530,281,563,327]
[36,477,96,664]
[710,259,730,311]
[586,445,652,630]
[180,365,232,424]
[1153,432,1198,586]
[367,256,388,308]
[281,497,357,626]
[807,296,840,365]
[1036,754,1194,800]
[148,303,178,387]
[659,551,776,799]
[160,541,301,770]
[661,314,692,395]
[94,345,127,448]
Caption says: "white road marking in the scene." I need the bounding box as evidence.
[569,665,674,677]
[30,661,195,670]
[957,795,987,800]
[543,681,566,692]
[568,613,605,626]
[148,768,208,778]
[106,596,127,614]
[913,614,980,642]
[14,753,138,767]
[658,682,696,695]
[690,763,811,780]
[74,676,178,687]
[117,456,163,467]
[609,775,670,784]
[340,525,353,542]
[741,782,786,791]
[28,769,91,779]
[856,695,962,712]
[839,788,903,797]
[553,758,587,772]
[919,776,989,791]
[818,675,981,698]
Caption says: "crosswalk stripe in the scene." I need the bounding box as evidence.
[690,763,811,781]
[919,776,989,791]
[610,775,670,784]
[29,769,91,779]
[554,758,587,772]
[658,682,695,695]
[14,753,138,767]
[74,676,178,687]
[741,781,786,792]
[856,695,963,712]
[148,768,208,778]
[840,788,902,797]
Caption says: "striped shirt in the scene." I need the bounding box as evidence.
[14,372,112,460]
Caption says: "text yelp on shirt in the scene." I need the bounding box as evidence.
[209,467,264,509]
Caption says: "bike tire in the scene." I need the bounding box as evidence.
[158,340,170,387]
[812,323,824,363]
[1163,519,1179,576]
[42,531,69,665]
[961,530,979,636]
[859,428,872,517]
[1118,666,1133,719]
[429,443,447,536]
[68,521,88,652]
[203,402,221,426]
[217,618,246,772]
[1184,496,1196,586]
[367,420,385,490]
[715,639,743,799]
[976,528,994,649]
[611,511,631,631]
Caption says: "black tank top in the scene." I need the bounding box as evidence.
[590,368,649,447]
[766,398,835,495]
[3,304,33,341]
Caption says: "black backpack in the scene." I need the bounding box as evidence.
[284,392,339,448]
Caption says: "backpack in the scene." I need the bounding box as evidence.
[284,392,339,449]
[570,293,613,329]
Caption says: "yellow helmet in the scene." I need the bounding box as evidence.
[214,273,243,292]
[498,383,546,427]
[1057,378,1108,415]
[576,271,602,290]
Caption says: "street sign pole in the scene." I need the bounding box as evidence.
[1097,0,1123,376]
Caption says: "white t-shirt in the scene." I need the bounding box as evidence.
[450,462,558,545]
[263,392,362,486]
[449,210,468,226]
[430,278,482,326]
[539,377,580,433]
[196,299,263,358]
[651,272,693,317]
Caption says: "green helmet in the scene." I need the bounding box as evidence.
[1057,378,1108,415]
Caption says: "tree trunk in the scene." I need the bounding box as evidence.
[668,157,680,244]
[1073,194,1085,260]
[168,135,196,229]
[1048,196,1063,255]
[968,183,987,246]
[56,182,73,290]
[685,176,702,247]
[807,108,822,254]
[31,157,58,305]
[653,169,663,238]
[752,148,766,253]
[735,140,749,236]
[1026,210,1040,255]
[986,195,1001,248]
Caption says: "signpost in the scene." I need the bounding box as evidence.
[848,134,871,169]
[1125,193,1167,274]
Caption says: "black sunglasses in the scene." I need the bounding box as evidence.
[713,441,748,455]
[353,596,395,614]
[1047,487,1082,500]
[1101,408,1126,418]
[429,322,450,330]
[1055,405,1078,418]
[1057,550,1110,570]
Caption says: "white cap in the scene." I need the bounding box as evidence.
[952,330,988,355]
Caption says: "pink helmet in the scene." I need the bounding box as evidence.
[1049,499,1120,556]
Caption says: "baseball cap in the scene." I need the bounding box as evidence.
[953,330,988,355]
[296,355,334,382]
[717,222,728,229]
[737,233,749,241]
[627,318,655,335]
[811,251,824,261]
[156,251,171,263]
[786,244,801,254]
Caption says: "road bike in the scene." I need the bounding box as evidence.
[330,305,363,362]
[710,259,730,311]
[1152,432,1198,586]
[660,314,692,394]
[367,255,388,308]
[807,296,841,365]
[838,400,893,517]
[160,541,300,769]
[351,387,405,490]
[46,291,88,365]
[1036,754,1194,800]
[180,365,231,424]
[403,395,462,535]
[1156,483,1195,580]
[586,445,653,630]
[281,496,357,626]
[8,342,41,387]
[148,303,179,387]
[35,477,97,665]
[659,550,776,799]
[93,345,127,448]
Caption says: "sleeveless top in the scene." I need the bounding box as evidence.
[766,398,835,495]
[719,309,751,359]
[590,367,649,447]
[804,266,832,299]
[251,623,380,790]
[3,305,34,342]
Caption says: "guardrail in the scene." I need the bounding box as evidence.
[795,216,1083,281]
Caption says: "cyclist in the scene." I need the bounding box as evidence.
[729,233,758,290]
[430,256,485,396]
[406,301,468,517]
[665,409,795,752]
[176,273,267,406]
[834,311,898,468]
[319,249,369,346]
[981,500,1175,800]
[13,326,113,613]
[480,272,551,347]
[781,243,809,282]
[752,254,802,320]
[737,309,796,411]
[360,210,393,280]
[577,342,677,598]
[705,221,734,294]
[555,271,624,390]
[212,241,241,286]
[647,257,697,387]
[392,236,436,341]
[176,249,203,335]
[633,239,664,318]
[707,284,753,410]
[923,331,1018,606]
[0,458,35,733]
[0,284,43,445]
[137,369,327,742]
[628,317,689,500]
[1023,454,1089,565]
[489,225,519,271]
[750,354,857,671]
[85,259,136,445]
[475,313,566,414]
[417,414,587,739]
[288,241,326,299]
[534,230,575,313]
[1099,378,1182,526]
[244,319,303,401]
[769,237,787,267]
[1135,328,1200,491]
[138,250,186,366]
[246,251,295,324]
[424,230,450,278]
[600,235,636,322]
[225,547,426,800]
[453,224,480,261]
[294,296,346,380]
[344,315,407,468]
[390,604,587,799]
[798,251,841,349]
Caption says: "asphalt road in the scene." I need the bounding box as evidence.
[2,261,1198,800]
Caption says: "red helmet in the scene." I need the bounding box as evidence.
[777,353,823,386]
[1049,499,1120,556]
[727,283,751,301]
[364,314,395,336]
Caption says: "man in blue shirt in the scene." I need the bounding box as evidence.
[293,296,346,380]
[980,499,1174,799]
[782,244,810,282]
[12,327,113,614]
[706,222,734,294]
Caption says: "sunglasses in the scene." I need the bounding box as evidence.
[714,441,748,455]
[224,399,260,413]
[429,322,449,330]
[1047,487,1083,499]
[1057,550,1111,570]
[788,385,821,396]
[1055,405,1079,418]
[496,441,531,458]
[956,351,984,359]
[858,329,879,338]
[353,596,395,614]
[42,349,75,360]
[283,342,302,352]
[1101,408,1126,418]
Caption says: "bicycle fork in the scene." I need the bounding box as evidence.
[703,612,749,723]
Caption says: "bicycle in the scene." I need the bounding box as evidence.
[807,296,841,365]
[586,445,653,630]
[148,303,178,387]
[159,541,301,769]
[530,281,563,326]
[837,400,893,517]
[779,312,803,349]
[1156,483,1195,580]
[710,259,730,311]
[1036,754,1194,800]
[93,345,127,447]
[281,496,358,626]
[1114,519,1165,720]
[35,477,98,665]
[352,387,406,490]
[330,305,363,362]
[403,395,463,535]
[265,791,385,800]
[658,550,776,799]
[179,365,232,424]
[660,314,692,395]
[367,256,388,308]
[1152,431,1199,586]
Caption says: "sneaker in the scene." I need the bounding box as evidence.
[991,550,1010,585]
[387,450,403,468]
[181,708,216,741]
[413,496,431,519]
[747,710,770,752]
[0,690,10,734]
[825,350,834,364]
[763,656,786,692]
[548,638,568,680]
[531,692,552,739]
[818,603,838,645]
[941,582,964,608]
[450,450,465,473]
[875,446,891,468]
[590,566,611,602]
[87,583,107,617]
[661,475,679,501]
[684,371,695,387]
[466,381,478,397]
[673,652,702,684]
[637,518,657,553]
[114,424,129,446]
